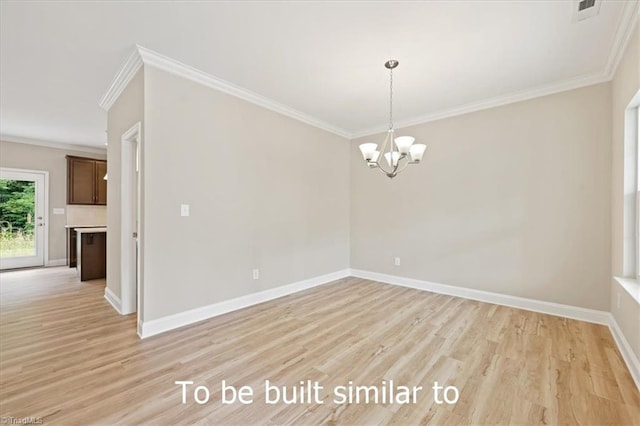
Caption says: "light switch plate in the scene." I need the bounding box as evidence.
[53,208,65,215]
[181,204,190,217]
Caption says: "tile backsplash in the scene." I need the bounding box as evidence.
[66,205,107,226]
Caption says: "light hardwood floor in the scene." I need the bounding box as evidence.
[0,267,638,425]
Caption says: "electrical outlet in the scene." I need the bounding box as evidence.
[180,204,190,217]
[394,257,401,266]
[617,291,621,309]
[253,269,260,280]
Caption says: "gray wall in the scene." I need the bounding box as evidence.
[0,140,106,263]
[106,69,145,300]
[141,66,350,321]
[351,82,612,311]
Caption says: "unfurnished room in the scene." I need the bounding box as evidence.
[0,1,639,425]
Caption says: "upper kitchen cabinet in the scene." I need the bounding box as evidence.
[95,160,107,204]
[67,156,107,205]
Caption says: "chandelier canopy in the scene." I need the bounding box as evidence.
[358,60,426,179]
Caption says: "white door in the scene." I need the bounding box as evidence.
[131,137,139,313]
[0,169,46,269]
[119,122,141,316]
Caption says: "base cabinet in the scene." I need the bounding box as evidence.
[76,232,106,281]
[68,229,78,267]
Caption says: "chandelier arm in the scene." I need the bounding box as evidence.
[394,154,411,174]
[375,159,393,175]
[374,130,394,175]
[388,153,406,176]
[375,165,393,178]
[380,129,392,156]
[378,149,409,177]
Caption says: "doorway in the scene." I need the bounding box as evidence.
[0,168,48,270]
[120,122,141,323]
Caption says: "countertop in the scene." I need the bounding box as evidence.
[65,225,106,229]
[75,227,107,233]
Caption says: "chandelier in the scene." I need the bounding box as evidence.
[358,60,426,179]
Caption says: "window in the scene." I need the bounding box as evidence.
[621,99,638,278]
[617,91,640,305]
[637,106,640,281]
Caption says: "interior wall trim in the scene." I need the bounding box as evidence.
[100,5,638,144]
[604,0,640,79]
[138,269,351,339]
[132,267,639,389]
[46,259,67,267]
[104,286,123,315]
[98,45,351,139]
[98,47,144,111]
[1,134,107,155]
[350,269,610,324]
[608,313,640,390]
[351,4,639,139]
[350,72,611,138]
[136,46,352,139]
[350,269,639,391]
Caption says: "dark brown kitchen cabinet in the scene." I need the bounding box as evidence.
[95,161,107,204]
[77,232,107,281]
[69,229,78,267]
[67,156,107,205]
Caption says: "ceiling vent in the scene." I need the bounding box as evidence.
[573,0,601,21]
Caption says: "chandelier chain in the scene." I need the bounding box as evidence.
[389,67,393,130]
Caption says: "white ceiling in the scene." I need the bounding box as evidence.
[0,1,636,147]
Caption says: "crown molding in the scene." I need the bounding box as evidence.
[350,71,610,139]
[102,1,639,143]
[0,134,107,155]
[352,2,639,139]
[99,45,351,139]
[98,46,144,111]
[604,0,639,79]
[136,45,352,139]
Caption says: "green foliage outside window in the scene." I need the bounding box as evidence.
[0,179,36,257]
[0,179,35,235]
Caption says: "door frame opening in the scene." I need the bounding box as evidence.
[119,122,142,327]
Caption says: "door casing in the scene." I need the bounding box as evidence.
[118,122,142,332]
[0,168,49,270]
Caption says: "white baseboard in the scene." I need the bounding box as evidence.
[139,269,351,339]
[351,269,639,390]
[607,313,640,390]
[104,286,123,314]
[46,258,67,267]
[350,269,610,325]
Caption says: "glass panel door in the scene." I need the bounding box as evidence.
[0,169,45,269]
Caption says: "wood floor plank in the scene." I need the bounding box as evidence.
[0,267,638,425]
